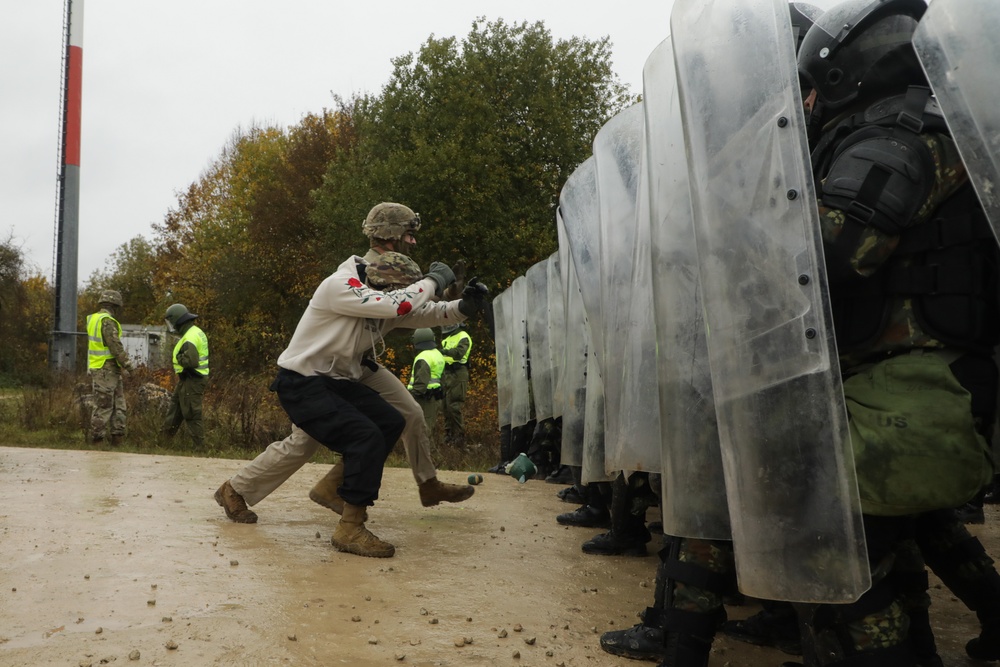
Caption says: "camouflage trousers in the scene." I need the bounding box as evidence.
[163,375,206,449]
[90,365,126,440]
[442,366,468,441]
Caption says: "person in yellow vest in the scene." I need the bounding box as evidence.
[162,303,209,450]
[86,290,133,446]
[407,328,446,443]
[440,323,472,448]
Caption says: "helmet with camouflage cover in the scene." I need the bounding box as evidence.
[365,252,424,290]
[362,202,421,244]
[98,289,123,308]
[411,328,436,351]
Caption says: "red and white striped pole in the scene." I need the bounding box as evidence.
[51,0,84,372]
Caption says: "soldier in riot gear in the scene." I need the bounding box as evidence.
[163,303,210,450]
[790,0,1000,663]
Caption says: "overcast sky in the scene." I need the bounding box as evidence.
[1,1,672,284]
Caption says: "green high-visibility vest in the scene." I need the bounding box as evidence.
[408,349,446,390]
[441,330,472,365]
[173,325,210,376]
[86,312,121,370]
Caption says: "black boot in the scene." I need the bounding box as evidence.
[600,617,664,661]
[557,482,610,527]
[557,484,586,504]
[720,600,802,655]
[582,473,651,556]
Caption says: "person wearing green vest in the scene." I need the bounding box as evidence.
[407,328,447,445]
[162,303,210,450]
[440,323,472,448]
[85,289,133,446]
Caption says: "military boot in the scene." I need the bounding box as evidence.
[720,601,802,655]
[601,609,665,661]
[330,503,395,558]
[214,480,258,524]
[110,434,124,447]
[309,462,350,515]
[418,476,475,507]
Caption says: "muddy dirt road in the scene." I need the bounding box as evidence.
[0,447,993,666]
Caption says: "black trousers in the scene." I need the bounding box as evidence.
[271,369,405,506]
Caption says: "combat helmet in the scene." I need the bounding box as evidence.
[440,323,460,335]
[164,303,198,333]
[412,328,436,351]
[798,0,927,113]
[98,290,123,309]
[365,251,424,290]
[362,202,421,244]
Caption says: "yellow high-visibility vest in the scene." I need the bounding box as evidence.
[173,325,210,376]
[408,349,446,390]
[86,312,121,370]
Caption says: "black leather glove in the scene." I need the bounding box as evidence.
[426,261,456,296]
[458,277,489,316]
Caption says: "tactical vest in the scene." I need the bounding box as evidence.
[441,330,472,365]
[408,349,446,391]
[86,312,121,370]
[173,325,210,376]
[812,86,1000,355]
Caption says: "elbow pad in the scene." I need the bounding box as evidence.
[820,129,934,236]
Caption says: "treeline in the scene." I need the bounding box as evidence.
[3,19,632,388]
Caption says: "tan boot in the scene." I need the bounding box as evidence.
[214,480,258,524]
[418,476,475,507]
[310,463,368,520]
[330,504,395,558]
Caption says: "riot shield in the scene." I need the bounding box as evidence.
[492,286,513,432]
[508,276,532,429]
[593,103,663,475]
[546,253,566,420]
[644,36,730,540]
[558,156,612,481]
[526,261,554,422]
[581,350,609,485]
[671,0,868,602]
[914,0,1000,237]
[558,157,606,375]
[557,210,587,468]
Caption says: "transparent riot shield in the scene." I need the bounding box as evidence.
[526,261,554,422]
[671,0,868,602]
[914,0,1000,236]
[644,36,730,540]
[509,276,532,429]
[493,286,513,432]
[581,350,608,485]
[557,210,587,468]
[593,103,663,475]
[546,253,566,420]
[558,157,606,375]
[558,157,612,482]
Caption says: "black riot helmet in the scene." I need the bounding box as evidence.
[789,2,824,53]
[798,0,927,112]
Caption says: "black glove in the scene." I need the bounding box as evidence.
[426,261,456,296]
[458,277,489,316]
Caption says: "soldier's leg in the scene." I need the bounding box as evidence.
[89,368,116,442]
[229,425,322,506]
[658,536,736,667]
[109,373,127,441]
[178,377,206,449]
[886,537,939,667]
[798,514,916,667]
[362,364,437,484]
[600,540,671,660]
[443,367,468,443]
[915,508,1000,661]
[162,382,184,436]
[582,472,653,557]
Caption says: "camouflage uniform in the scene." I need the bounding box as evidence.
[89,309,132,442]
